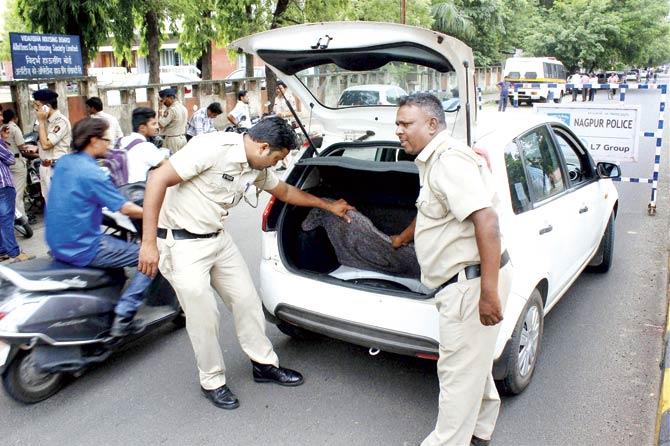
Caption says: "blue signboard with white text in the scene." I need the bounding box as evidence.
[9,32,84,79]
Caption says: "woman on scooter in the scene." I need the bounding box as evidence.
[45,118,148,337]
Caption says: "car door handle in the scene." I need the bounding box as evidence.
[539,225,553,235]
[579,206,589,214]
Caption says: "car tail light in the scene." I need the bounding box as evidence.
[415,353,439,361]
[262,196,276,232]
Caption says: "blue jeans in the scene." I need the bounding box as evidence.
[0,187,19,257]
[498,93,508,111]
[89,235,152,318]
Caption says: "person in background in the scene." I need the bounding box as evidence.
[607,72,619,100]
[2,110,27,219]
[496,79,510,112]
[0,125,32,263]
[85,97,124,145]
[45,118,148,337]
[227,90,252,130]
[158,88,188,153]
[33,88,72,202]
[122,107,168,184]
[186,102,223,141]
[579,73,590,102]
[588,73,598,101]
[568,71,582,102]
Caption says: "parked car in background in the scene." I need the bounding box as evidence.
[337,84,408,107]
[233,22,621,395]
[225,66,266,87]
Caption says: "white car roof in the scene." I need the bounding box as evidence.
[342,84,401,92]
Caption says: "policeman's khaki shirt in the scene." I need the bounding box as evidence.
[37,110,72,161]
[158,132,280,234]
[158,101,188,137]
[6,121,25,155]
[414,130,503,289]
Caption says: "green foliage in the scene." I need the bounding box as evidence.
[0,0,29,61]
[16,0,112,68]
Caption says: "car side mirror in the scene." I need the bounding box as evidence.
[596,162,621,179]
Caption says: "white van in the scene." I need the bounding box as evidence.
[503,57,567,104]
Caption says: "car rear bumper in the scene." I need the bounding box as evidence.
[273,303,439,357]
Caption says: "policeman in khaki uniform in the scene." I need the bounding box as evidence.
[391,94,512,446]
[138,117,353,410]
[3,110,27,217]
[32,89,72,202]
[158,88,188,153]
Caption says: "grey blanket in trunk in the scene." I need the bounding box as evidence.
[301,207,421,279]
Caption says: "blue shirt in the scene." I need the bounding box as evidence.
[46,152,127,266]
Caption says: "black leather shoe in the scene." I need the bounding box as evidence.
[471,436,490,446]
[251,360,304,386]
[201,384,240,410]
[110,315,144,337]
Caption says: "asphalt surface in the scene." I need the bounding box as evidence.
[1,86,669,446]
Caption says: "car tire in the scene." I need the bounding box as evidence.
[497,289,544,396]
[2,350,66,404]
[586,212,615,273]
[276,321,316,340]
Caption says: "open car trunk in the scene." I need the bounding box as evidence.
[275,147,434,297]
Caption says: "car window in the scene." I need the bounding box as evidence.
[504,141,532,214]
[524,71,538,79]
[551,126,594,187]
[517,126,566,202]
[337,90,380,106]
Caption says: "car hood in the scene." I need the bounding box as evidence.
[231,22,476,147]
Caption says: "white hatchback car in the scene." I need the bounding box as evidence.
[337,84,408,107]
[233,22,620,394]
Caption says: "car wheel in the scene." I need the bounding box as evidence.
[586,212,615,273]
[498,289,544,395]
[276,321,316,340]
[2,350,66,404]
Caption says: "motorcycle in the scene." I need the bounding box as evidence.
[0,183,184,404]
[13,208,33,239]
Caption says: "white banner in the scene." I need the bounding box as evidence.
[535,103,641,162]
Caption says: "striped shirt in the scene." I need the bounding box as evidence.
[0,140,16,189]
[186,107,215,137]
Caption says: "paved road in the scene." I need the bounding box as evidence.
[1,88,668,446]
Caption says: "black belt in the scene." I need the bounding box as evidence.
[157,228,219,240]
[438,250,510,291]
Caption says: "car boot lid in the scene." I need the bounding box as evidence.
[231,22,476,146]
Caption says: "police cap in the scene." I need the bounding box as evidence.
[159,87,177,98]
[33,88,58,102]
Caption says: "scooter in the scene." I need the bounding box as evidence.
[0,184,184,404]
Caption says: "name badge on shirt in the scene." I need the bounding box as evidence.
[222,174,235,181]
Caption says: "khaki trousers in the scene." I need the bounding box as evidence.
[421,264,513,446]
[9,158,26,216]
[158,230,279,390]
[39,164,53,203]
[164,135,187,154]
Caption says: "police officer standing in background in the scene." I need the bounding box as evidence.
[2,110,27,218]
[138,116,353,410]
[391,93,512,446]
[158,88,188,153]
[33,89,72,202]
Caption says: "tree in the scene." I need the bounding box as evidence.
[16,0,112,74]
[0,0,29,61]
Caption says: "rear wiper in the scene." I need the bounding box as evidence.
[354,130,375,142]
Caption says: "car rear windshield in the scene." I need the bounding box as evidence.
[295,61,459,109]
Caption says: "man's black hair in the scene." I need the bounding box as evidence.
[398,93,446,127]
[207,102,223,114]
[237,90,248,101]
[247,116,298,152]
[2,109,16,123]
[132,107,157,132]
[85,97,104,112]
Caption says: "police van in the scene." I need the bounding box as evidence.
[503,57,567,104]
